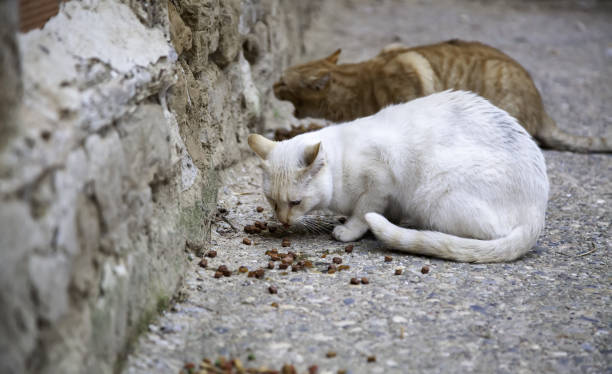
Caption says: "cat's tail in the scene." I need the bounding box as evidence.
[536,113,611,153]
[364,213,537,263]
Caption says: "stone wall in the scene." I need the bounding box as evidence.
[0,1,318,373]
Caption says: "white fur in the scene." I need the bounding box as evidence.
[250,90,549,263]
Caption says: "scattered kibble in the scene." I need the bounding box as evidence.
[304,260,313,268]
[321,254,327,258]
[361,277,369,284]
[243,238,252,245]
[332,257,342,264]
[254,269,265,279]
[421,265,430,274]
[384,255,392,262]
[308,365,319,374]
[350,277,360,285]
[338,265,350,271]
[395,268,403,275]
[198,259,207,268]
[279,263,288,270]
[206,250,217,258]
[214,271,223,278]
[244,225,261,234]
[337,370,347,374]
[326,351,337,358]
[367,355,376,362]
[344,244,354,253]
[281,238,291,247]
[328,264,337,272]
[268,285,278,294]
[256,206,264,212]
[238,266,248,273]
[268,225,278,233]
[291,264,302,272]
[271,302,279,308]
[268,261,275,269]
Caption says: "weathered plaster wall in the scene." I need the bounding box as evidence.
[0,0,318,373]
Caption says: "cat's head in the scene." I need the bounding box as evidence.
[273,49,341,119]
[247,134,330,225]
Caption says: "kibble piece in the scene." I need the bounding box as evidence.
[247,271,255,278]
[254,269,265,279]
[367,355,376,362]
[256,206,264,212]
[337,370,347,374]
[268,261,275,269]
[271,302,279,308]
[214,271,223,278]
[395,268,403,275]
[350,277,360,285]
[304,260,313,268]
[291,264,302,272]
[361,277,369,284]
[421,265,430,274]
[268,285,278,294]
[242,238,252,245]
[268,225,277,233]
[384,255,392,262]
[279,263,288,270]
[332,257,342,264]
[328,264,337,272]
[344,244,354,253]
[338,265,350,271]
[326,351,337,358]
[206,250,217,258]
[238,266,248,273]
[281,364,297,374]
[281,256,294,265]
[217,265,228,272]
[308,365,318,374]
[270,253,281,261]
[281,238,291,247]
[198,259,207,268]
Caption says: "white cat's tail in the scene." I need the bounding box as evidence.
[364,213,538,263]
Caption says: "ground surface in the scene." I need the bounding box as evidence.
[124,1,611,373]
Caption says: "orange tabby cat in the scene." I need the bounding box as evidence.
[274,39,610,153]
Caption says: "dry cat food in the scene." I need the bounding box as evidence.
[238,266,248,273]
[268,261,275,269]
[338,265,350,271]
[281,238,291,247]
[384,255,392,262]
[217,265,231,277]
[206,250,217,258]
[198,259,207,268]
[344,244,354,253]
[254,221,267,230]
[421,265,430,274]
[395,268,403,275]
[308,365,318,374]
[213,271,223,279]
[268,285,278,294]
[361,277,369,284]
[350,277,360,285]
[326,351,337,358]
[278,263,289,270]
[332,257,342,264]
[242,238,252,245]
[256,206,264,212]
[268,225,278,233]
[367,355,377,362]
[244,225,261,234]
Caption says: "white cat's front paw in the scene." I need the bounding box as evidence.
[332,224,364,242]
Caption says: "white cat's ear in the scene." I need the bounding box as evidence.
[303,142,321,167]
[248,134,276,160]
[326,49,341,64]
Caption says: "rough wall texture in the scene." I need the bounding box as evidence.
[0,0,318,373]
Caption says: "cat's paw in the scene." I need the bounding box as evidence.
[332,224,364,242]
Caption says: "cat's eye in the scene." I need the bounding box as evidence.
[289,200,302,207]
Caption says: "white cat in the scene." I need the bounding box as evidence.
[249,90,549,263]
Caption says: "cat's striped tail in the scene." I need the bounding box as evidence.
[537,114,611,153]
[364,213,538,263]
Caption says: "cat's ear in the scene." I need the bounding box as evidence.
[303,142,321,166]
[308,74,330,91]
[326,49,341,64]
[248,134,276,160]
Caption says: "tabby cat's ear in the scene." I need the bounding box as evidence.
[248,134,276,160]
[326,49,341,64]
[308,74,330,91]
